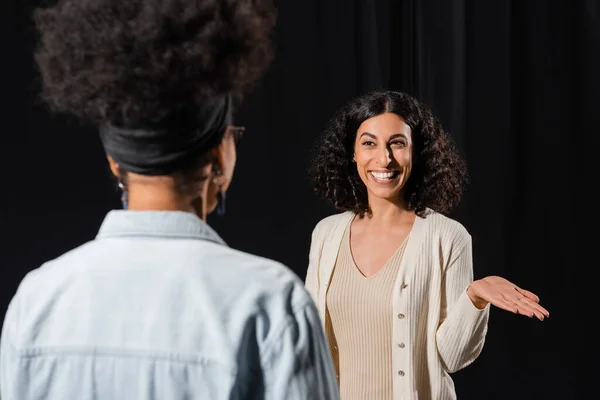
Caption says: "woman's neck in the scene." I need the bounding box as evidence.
[362,195,413,227]
[125,175,209,221]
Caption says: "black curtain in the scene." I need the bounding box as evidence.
[1,0,589,398]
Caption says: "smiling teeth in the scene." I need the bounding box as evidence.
[371,172,394,179]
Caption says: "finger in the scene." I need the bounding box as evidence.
[515,292,549,317]
[514,287,540,303]
[512,300,539,319]
[516,298,547,321]
[494,297,520,314]
[531,302,550,318]
[521,300,545,321]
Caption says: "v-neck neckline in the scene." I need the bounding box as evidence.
[345,214,416,279]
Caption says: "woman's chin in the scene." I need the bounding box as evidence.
[367,186,402,200]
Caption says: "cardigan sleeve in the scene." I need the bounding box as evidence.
[435,234,490,373]
[304,222,323,306]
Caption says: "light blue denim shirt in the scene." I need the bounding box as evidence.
[0,210,339,400]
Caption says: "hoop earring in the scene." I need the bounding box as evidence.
[118,180,128,210]
[213,164,226,216]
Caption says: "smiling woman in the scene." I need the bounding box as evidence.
[306,90,549,400]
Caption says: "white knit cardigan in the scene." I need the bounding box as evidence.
[305,209,490,400]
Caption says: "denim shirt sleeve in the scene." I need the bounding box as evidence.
[260,299,339,400]
[0,294,18,400]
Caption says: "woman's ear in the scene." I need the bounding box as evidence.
[211,147,225,182]
[107,156,120,177]
[214,142,227,163]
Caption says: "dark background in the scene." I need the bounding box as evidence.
[1,0,590,399]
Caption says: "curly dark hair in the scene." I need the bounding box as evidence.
[310,90,468,217]
[33,0,276,127]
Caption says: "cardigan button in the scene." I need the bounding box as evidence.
[397,313,405,319]
[398,370,405,377]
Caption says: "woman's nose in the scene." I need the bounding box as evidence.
[377,145,392,166]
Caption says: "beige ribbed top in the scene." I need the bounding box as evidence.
[326,224,408,400]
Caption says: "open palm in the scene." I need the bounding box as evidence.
[469,276,549,321]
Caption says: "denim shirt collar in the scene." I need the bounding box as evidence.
[96,210,226,246]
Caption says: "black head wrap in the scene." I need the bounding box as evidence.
[99,94,232,175]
